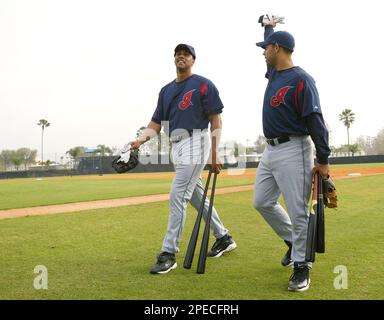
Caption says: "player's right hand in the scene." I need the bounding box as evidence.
[129,140,143,150]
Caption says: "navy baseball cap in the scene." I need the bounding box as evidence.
[174,44,196,59]
[256,31,295,52]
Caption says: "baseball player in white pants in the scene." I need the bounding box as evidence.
[254,16,331,291]
[254,136,313,263]
[130,44,236,274]
[162,130,229,255]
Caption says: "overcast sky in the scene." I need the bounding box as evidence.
[1,0,383,161]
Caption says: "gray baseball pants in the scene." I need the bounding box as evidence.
[161,130,228,254]
[253,136,313,262]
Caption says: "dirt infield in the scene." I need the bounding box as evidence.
[1,165,383,220]
[0,185,253,220]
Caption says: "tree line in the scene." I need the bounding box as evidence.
[356,129,384,155]
[0,145,116,172]
[2,116,383,172]
[0,148,38,171]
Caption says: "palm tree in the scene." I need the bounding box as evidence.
[339,109,355,146]
[37,119,50,164]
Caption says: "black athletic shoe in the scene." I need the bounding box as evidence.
[281,241,293,267]
[207,234,237,258]
[150,252,177,274]
[288,262,310,292]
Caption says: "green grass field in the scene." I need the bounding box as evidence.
[0,173,383,300]
[1,163,383,210]
[0,172,256,210]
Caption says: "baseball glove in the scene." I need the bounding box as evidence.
[258,14,285,27]
[323,176,338,208]
[112,146,139,174]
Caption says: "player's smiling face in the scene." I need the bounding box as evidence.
[174,50,195,70]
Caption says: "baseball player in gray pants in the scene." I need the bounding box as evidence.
[254,16,331,291]
[130,44,236,274]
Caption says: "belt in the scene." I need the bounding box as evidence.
[266,136,290,146]
[169,130,193,143]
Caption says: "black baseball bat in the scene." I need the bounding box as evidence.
[183,170,212,269]
[197,171,218,274]
[316,174,325,253]
[305,173,318,262]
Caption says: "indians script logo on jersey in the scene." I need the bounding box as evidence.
[270,86,293,107]
[179,89,196,110]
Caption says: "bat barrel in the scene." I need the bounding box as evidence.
[305,173,319,262]
[197,172,218,274]
[316,174,325,253]
[183,170,212,269]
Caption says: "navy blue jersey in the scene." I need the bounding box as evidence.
[261,26,330,164]
[263,66,322,138]
[151,74,224,135]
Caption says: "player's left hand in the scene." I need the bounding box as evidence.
[258,14,285,27]
[313,162,330,180]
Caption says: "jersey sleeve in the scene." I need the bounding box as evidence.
[264,25,274,39]
[296,77,322,118]
[305,113,331,164]
[151,89,164,124]
[264,26,275,79]
[200,81,224,115]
